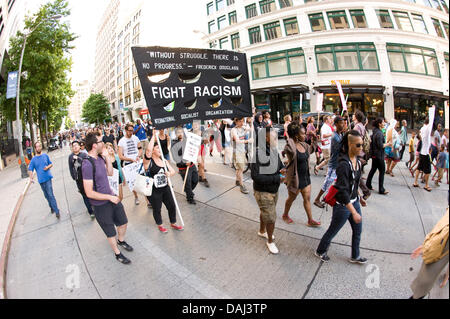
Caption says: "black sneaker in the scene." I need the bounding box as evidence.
[55,213,60,219]
[314,251,330,262]
[115,252,131,264]
[117,240,134,252]
[51,210,55,214]
[349,257,368,264]
[188,199,197,205]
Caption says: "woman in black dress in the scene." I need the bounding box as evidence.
[157,129,171,161]
[283,121,321,227]
[144,134,183,233]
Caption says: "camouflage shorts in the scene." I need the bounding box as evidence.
[254,191,278,224]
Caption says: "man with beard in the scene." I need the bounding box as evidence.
[82,132,133,264]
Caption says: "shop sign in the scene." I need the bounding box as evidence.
[331,80,350,85]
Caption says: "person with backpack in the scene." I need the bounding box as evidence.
[82,132,133,265]
[410,208,449,299]
[366,118,390,195]
[315,130,367,264]
[251,127,285,254]
[68,140,95,219]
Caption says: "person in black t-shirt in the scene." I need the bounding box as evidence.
[102,129,117,152]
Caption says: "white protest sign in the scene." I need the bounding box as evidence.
[429,106,436,129]
[335,81,347,111]
[108,168,119,196]
[122,161,142,192]
[445,101,449,129]
[183,132,202,163]
[316,93,324,112]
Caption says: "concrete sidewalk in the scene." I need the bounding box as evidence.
[4,146,449,299]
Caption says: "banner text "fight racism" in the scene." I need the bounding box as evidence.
[151,86,242,99]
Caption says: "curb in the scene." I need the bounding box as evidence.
[0,177,32,299]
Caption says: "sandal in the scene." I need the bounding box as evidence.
[282,215,294,224]
[314,201,325,209]
[412,184,419,188]
[424,187,432,192]
[307,220,321,227]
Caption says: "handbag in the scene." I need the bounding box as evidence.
[324,160,359,207]
[134,163,154,196]
[323,185,338,207]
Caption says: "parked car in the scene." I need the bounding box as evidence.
[48,138,59,152]
[272,123,285,139]
[300,112,334,130]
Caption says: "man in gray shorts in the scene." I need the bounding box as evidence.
[82,132,134,264]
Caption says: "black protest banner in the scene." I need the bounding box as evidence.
[131,46,252,129]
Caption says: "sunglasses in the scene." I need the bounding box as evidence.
[354,143,363,148]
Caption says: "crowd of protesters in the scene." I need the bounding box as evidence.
[24,108,448,297]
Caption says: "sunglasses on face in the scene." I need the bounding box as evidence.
[354,143,363,148]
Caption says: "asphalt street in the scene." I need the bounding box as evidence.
[5,144,449,299]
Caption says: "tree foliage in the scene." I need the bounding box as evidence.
[0,0,76,141]
[82,93,112,125]
[65,117,75,130]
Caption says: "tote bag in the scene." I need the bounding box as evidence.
[134,164,154,196]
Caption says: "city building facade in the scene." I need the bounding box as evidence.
[68,80,91,127]
[203,0,449,128]
[94,1,156,123]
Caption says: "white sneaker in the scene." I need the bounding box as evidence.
[266,242,279,254]
[258,232,275,240]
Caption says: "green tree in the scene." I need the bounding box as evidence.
[0,0,76,147]
[65,117,75,130]
[82,93,111,125]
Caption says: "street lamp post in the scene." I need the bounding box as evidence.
[193,30,217,49]
[15,15,61,178]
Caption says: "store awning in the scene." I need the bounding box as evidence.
[251,84,309,94]
[393,87,449,101]
[314,85,385,94]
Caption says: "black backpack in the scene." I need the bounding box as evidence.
[75,156,102,196]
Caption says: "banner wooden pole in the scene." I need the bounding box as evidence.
[156,133,185,227]
[181,165,190,195]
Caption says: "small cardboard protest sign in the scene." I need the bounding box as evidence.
[183,132,202,163]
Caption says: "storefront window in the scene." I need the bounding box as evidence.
[395,97,444,129]
[268,58,288,76]
[387,44,440,77]
[254,94,269,110]
[316,43,379,72]
[251,48,306,79]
